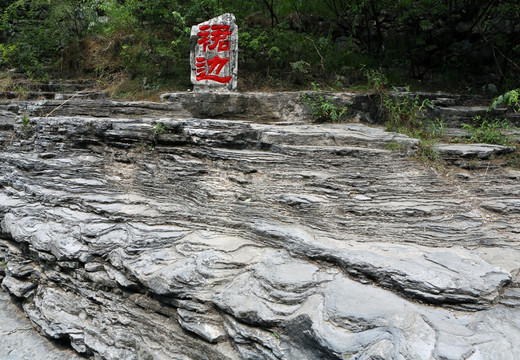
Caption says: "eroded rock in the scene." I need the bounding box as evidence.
[0,102,519,359]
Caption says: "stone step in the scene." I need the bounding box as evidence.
[433,142,517,169]
[445,127,520,141]
[255,123,418,150]
[432,106,520,127]
[53,91,109,100]
[0,99,188,119]
[11,83,93,92]
[434,143,516,160]
[499,288,520,307]
[0,91,108,101]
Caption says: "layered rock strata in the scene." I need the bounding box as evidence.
[0,102,519,359]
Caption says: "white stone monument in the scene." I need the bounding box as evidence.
[190,13,238,91]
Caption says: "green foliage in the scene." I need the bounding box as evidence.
[462,116,513,146]
[239,24,351,85]
[422,117,447,139]
[364,69,436,137]
[290,60,310,75]
[103,1,190,85]
[302,84,348,123]
[382,89,434,132]
[0,0,99,78]
[21,114,30,130]
[1,0,519,89]
[0,43,17,67]
[154,121,167,135]
[385,141,408,151]
[364,67,388,92]
[489,89,520,113]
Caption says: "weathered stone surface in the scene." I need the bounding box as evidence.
[160,91,372,122]
[0,96,519,359]
[434,143,516,159]
[0,91,375,123]
[0,290,84,360]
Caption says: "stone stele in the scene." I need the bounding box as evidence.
[190,13,238,91]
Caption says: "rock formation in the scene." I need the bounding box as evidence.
[0,91,519,359]
[190,14,238,91]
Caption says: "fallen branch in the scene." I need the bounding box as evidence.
[45,90,89,117]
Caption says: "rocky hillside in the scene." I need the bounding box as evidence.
[0,90,519,359]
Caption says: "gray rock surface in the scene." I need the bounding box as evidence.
[434,143,515,159]
[0,96,519,359]
[0,290,84,360]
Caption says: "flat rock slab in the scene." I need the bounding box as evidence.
[160,91,374,122]
[255,123,419,148]
[434,143,516,159]
[0,290,84,360]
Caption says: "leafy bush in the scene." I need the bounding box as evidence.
[489,89,520,113]
[1,0,519,90]
[0,0,99,78]
[383,89,434,132]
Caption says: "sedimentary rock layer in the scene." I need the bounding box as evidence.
[0,107,519,359]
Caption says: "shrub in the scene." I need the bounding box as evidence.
[489,89,520,113]
[462,116,514,146]
[0,0,99,78]
[301,83,348,122]
[382,89,434,133]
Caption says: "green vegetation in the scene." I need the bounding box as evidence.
[462,92,519,147]
[365,69,436,137]
[302,83,348,122]
[382,90,434,134]
[462,116,514,146]
[21,114,29,130]
[415,139,443,168]
[150,121,168,149]
[379,88,444,167]
[153,121,167,135]
[489,89,520,113]
[1,0,520,93]
[385,141,408,151]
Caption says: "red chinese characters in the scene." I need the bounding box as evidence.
[196,24,233,83]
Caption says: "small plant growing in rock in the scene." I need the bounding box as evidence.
[301,83,348,123]
[423,118,447,139]
[415,139,444,169]
[19,114,34,138]
[154,122,167,135]
[364,67,387,93]
[364,70,434,134]
[21,114,30,130]
[385,141,407,151]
